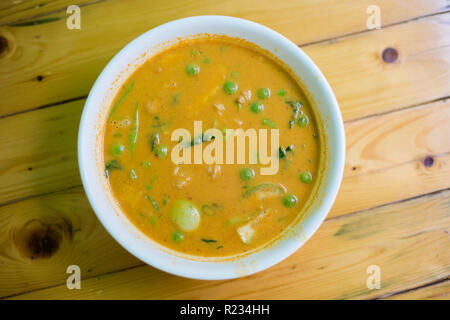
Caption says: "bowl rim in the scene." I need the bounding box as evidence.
[78,15,345,280]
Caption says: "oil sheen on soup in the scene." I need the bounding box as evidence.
[103,37,321,257]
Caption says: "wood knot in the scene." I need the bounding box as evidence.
[12,218,73,260]
[382,47,398,63]
[423,156,434,167]
[0,30,16,59]
[0,35,8,55]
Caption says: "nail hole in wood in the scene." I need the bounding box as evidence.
[382,47,398,63]
[36,75,43,82]
[423,156,434,167]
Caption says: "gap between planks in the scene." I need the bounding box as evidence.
[0,94,448,209]
[373,276,450,300]
[0,9,449,119]
[2,186,448,300]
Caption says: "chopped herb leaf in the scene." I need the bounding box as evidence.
[201,239,217,243]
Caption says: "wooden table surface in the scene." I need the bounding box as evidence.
[0,0,449,300]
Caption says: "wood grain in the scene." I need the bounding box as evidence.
[302,13,450,120]
[1,96,448,210]
[6,188,449,300]
[0,99,82,204]
[0,187,140,298]
[1,0,446,27]
[0,0,449,300]
[0,3,448,117]
[0,0,99,24]
[332,98,450,217]
[0,100,448,298]
[383,280,449,300]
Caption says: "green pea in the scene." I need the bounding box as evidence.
[257,88,271,99]
[299,171,312,184]
[223,81,238,95]
[172,231,184,243]
[186,63,200,76]
[171,200,201,232]
[250,101,264,114]
[110,143,124,156]
[239,167,255,181]
[155,144,168,158]
[282,194,298,208]
[297,114,309,127]
[277,89,287,97]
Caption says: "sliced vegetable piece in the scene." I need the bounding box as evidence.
[145,195,160,213]
[150,132,160,151]
[262,118,278,129]
[278,146,287,159]
[226,211,258,226]
[236,208,273,244]
[171,200,201,232]
[105,159,122,177]
[129,169,138,180]
[285,100,302,120]
[242,183,285,200]
[128,103,139,154]
[108,80,135,119]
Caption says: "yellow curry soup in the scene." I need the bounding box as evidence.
[103,37,321,257]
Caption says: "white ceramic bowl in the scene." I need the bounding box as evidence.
[78,16,345,280]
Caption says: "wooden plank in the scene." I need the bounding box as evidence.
[0,187,141,298]
[331,98,450,217]
[0,4,448,117]
[384,280,450,300]
[1,96,448,209]
[303,13,450,120]
[6,188,449,300]
[1,0,446,33]
[0,99,83,204]
[0,0,97,23]
[0,100,449,298]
